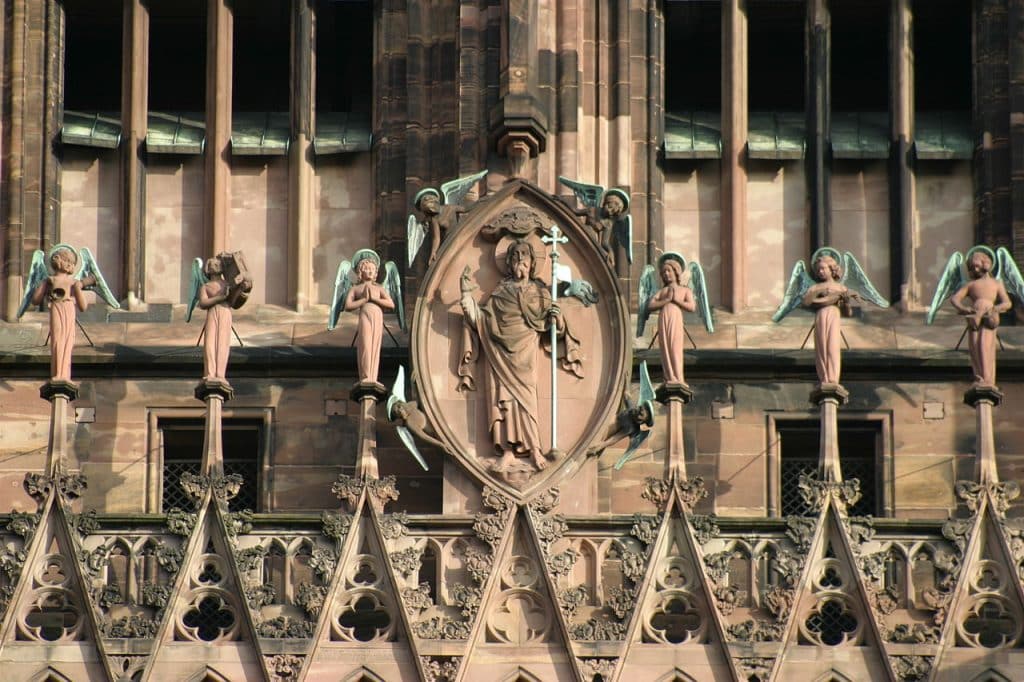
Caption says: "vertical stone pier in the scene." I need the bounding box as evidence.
[657,382,694,482]
[964,385,1003,484]
[811,383,849,482]
[195,378,234,477]
[40,380,80,476]
[351,380,388,480]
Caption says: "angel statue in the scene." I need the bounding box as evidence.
[329,249,404,385]
[586,361,656,470]
[637,253,713,387]
[387,365,452,471]
[557,176,633,270]
[772,248,889,388]
[19,244,120,383]
[926,246,1023,388]
[407,170,488,267]
[187,252,253,382]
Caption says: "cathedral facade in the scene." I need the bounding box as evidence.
[1,0,1023,680]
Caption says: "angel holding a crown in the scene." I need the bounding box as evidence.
[20,244,119,383]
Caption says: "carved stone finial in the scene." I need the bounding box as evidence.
[798,472,862,512]
[331,473,399,513]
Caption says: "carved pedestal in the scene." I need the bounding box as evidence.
[810,383,849,482]
[40,380,79,476]
[195,379,234,476]
[352,380,388,480]
[964,385,1003,485]
[656,382,694,481]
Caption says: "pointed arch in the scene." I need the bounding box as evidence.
[969,670,1013,682]
[185,667,231,682]
[499,668,544,682]
[813,670,854,682]
[29,667,74,682]
[654,669,697,682]
[341,668,387,682]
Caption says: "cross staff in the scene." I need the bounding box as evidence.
[542,225,568,455]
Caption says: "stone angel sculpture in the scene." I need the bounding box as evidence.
[386,365,451,471]
[329,249,404,385]
[925,246,1023,388]
[557,176,633,269]
[637,253,713,387]
[18,244,120,383]
[586,361,657,470]
[407,170,488,267]
[187,252,253,382]
[772,248,889,388]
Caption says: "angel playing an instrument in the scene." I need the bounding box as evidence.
[329,249,404,385]
[19,244,119,383]
[926,246,1023,388]
[587,362,656,470]
[187,252,253,381]
[637,253,713,387]
[558,176,633,270]
[407,170,488,267]
[772,248,889,388]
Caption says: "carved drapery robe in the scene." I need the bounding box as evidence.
[460,278,583,456]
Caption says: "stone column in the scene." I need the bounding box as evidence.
[811,384,848,482]
[806,0,831,251]
[973,0,1011,248]
[721,0,748,313]
[964,385,1002,485]
[195,380,233,477]
[889,0,917,308]
[40,381,79,477]
[289,0,314,312]
[656,383,693,482]
[205,0,232,256]
[121,0,148,305]
[351,380,388,480]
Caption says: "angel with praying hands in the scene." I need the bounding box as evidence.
[329,249,404,385]
[19,244,120,383]
[772,248,889,388]
[926,246,1023,388]
[558,176,633,270]
[187,252,253,382]
[407,170,488,267]
[637,253,713,387]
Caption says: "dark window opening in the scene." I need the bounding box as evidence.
[160,418,262,512]
[315,0,373,114]
[148,0,206,113]
[913,0,970,111]
[778,420,880,517]
[830,0,888,112]
[378,447,444,514]
[748,0,804,112]
[664,1,720,114]
[232,0,290,112]
[63,0,122,113]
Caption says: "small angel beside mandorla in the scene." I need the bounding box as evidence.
[557,176,634,271]
[328,249,405,385]
[586,361,657,470]
[636,252,714,388]
[18,244,120,383]
[926,246,1024,389]
[407,170,488,267]
[386,365,451,472]
[772,248,889,388]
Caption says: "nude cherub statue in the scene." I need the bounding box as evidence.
[18,244,120,383]
[558,176,634,270]
[927,246,1024,388]
[773,248,889,388]
[636,253,713,387]
[328,249,404,385]
[406,170,488,266]
[187,252,253,381]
